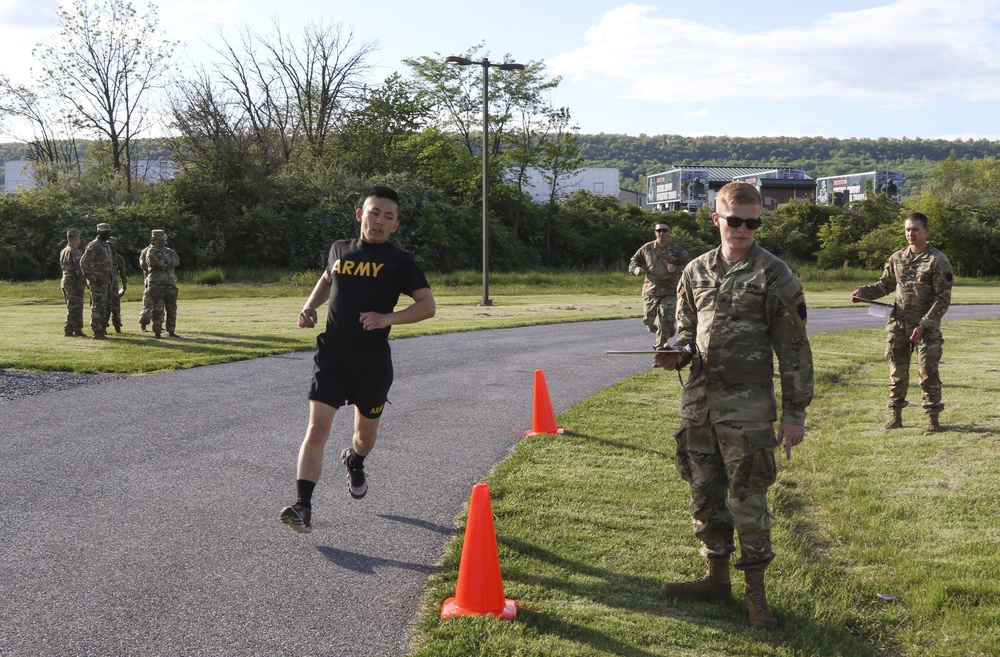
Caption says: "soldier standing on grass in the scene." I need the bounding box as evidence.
[138,241,152,331]
[852,212,953,435]
[79,222,115,340]
[654,182,813,630]
[629,221,691,347]
[146,229,180,338]
[104,237,128,334]
[59,228,87,337]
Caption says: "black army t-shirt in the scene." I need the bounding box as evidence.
[318,238,430,347]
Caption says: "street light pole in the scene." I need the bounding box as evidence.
[445,55,524,307]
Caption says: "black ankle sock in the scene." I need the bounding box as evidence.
[296,479,316,508]
[348,450,365,468]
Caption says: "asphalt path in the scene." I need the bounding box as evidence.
[2,305,998,656]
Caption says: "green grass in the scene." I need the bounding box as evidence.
[3,271,998,373]
[4,270,999,654]
[0,294,651,373]
[408,318,1000,656]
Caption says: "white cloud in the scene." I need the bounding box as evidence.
[683,109,709,118]
[177,1,239,24]
[549,0,1000,105]
[0,0,58,29]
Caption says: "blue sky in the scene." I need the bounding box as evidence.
[2,0,1000,142]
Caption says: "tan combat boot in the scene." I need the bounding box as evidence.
[924,413,941,435]
[884,407,903,430]
[661,556,733,602]
[92,330,107,340]
[743,570,778,630]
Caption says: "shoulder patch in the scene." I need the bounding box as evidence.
[797,302,807,321]
[946,272,953,282]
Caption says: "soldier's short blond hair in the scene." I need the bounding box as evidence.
[715,182,762,213]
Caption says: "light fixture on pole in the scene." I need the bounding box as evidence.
[445,55,525,306]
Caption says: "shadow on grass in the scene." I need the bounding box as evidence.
[513,607,663,657]
[123,331,305,355]
[562,430,672,460]
[495,534,880,656]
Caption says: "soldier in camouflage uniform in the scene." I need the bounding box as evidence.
[629,221,691,347]
[852,212,953,435]
[655,182,814,631]
[59,228,87,337]
[146,229,180,338]
[103,237,128,334]
[138,242,152,331]
[79,222,115,340]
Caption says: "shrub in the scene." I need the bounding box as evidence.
[188,267,226,285]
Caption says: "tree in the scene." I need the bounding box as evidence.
[908,156,1000,276]
[256,19,375,159]
[34,0,176,191]
[330,74,430,177]
[0,77,84,180]
[199,19,374,165]
[536,108,583,262]
[403,45,563,192]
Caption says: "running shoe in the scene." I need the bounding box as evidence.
[341,448,368,499]
[279,503,312,533]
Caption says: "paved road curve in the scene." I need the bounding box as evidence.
[2,306,998,656]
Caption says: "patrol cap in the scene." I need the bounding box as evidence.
[66,228,81,238]
[96,222,111,232]
[151,229,167,239]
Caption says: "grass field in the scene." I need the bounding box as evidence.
[408,320,1000,657]
[4,270,1000,655]
[2,269,999,373]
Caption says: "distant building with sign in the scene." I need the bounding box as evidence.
[814,171,903,206]
[731,168,816,210]
[647,166,815,212]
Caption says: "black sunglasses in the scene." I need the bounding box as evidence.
[655,228,670,233]
[717,214,762,230]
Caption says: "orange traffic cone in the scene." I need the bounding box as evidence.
[525,369,564,437]
[441,483,517,620]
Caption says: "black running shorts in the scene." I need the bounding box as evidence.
[309,342,393,419]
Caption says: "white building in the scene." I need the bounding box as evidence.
[519,166,621,204]
[3,159,177,193]
[4,160,35,194]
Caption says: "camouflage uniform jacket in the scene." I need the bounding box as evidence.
[146,247,180,285]
[675,242,814,426]
[629,241,691,296]
[139,246,151,279]
[854,244,953,333]
[111,252,128,289]
[59,245,85,288]
[79,239,113,286]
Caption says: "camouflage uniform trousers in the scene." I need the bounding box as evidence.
[61,283,85,333]
[673,420,777,572]
[149,282,178,333]
[89,282,114,333]
[643,293,677,347]
[138,286,152,327]
[886,327,944,413]
[104,289,123,331]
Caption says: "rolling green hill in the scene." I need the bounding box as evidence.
[577,133,1000,193]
